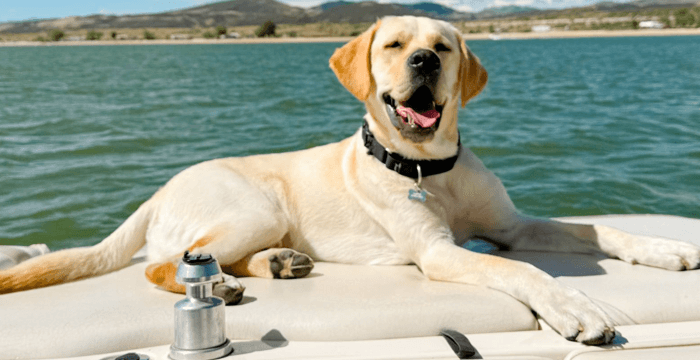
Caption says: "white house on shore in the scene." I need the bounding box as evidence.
[170,34,193,40]
[639,20,664,29]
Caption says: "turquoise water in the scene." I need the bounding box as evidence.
[1,37,699,250]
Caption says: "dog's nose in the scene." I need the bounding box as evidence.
[407,50,440,74]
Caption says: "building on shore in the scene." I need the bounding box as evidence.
[639,20,664,29]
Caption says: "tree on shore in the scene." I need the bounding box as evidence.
[87,30,103,40]
[256,20,276,37]
[673,8,695,27]
[49,29,64,41]
[216,25,227,37]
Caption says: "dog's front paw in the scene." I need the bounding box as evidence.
[534,285,616,345]
[617,236,700,271]
[596,226,700,271]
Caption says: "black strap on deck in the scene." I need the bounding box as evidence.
[441,329,477,359]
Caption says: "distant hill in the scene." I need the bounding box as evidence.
[405,2,459,16]
[0,0,476,33]
[307,0,471,21]
[0,0,308,33]
[592,1,638,10]
[631,0,698,6]
[0,0,698,34]
[477,5,540,19]
[308,1,476,23]
[310,1,353,12]
[310,2,425,23]
[168,0,310,25]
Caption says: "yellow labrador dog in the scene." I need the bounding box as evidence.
[2,16,699,345]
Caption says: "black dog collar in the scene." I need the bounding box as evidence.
[361,121,460,179]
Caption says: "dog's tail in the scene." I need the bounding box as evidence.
[0,200,154,294]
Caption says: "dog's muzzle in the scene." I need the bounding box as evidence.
[408,49,441,83]
[381,49,445,142]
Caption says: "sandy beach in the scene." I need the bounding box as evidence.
[464,27,700,40]
[1,27,699,47]
[0,36,353,47]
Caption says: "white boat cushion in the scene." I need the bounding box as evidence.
[0,215,699,359]
[0,244,50,271]
[532,215,700,326]
[0,254,537,358]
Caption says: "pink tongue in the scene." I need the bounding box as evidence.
[396,106,440,128]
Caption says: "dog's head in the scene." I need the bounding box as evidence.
[330,16,487,159]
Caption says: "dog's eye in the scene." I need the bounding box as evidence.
[386,41,402,49]
[435,43,451,52]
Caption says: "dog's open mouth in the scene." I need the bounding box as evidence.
[383,86,443,133]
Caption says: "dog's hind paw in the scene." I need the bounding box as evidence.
[237,248,314,279]
[269,249,314,279]
[214,275,246,305]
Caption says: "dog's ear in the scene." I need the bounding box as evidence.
[456,32,488,107]
[329,21,381,101]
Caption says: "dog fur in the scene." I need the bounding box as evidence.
[2,16,699,345]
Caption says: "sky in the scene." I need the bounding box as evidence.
[0,0,611,23]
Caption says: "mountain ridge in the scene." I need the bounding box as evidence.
[0,0,697,34]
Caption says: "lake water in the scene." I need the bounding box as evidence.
[1,36,699,250]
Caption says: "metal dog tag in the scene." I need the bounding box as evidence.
[408,188,427,202]
[408,164,428,202]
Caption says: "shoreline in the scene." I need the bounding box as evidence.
[465,27,700,40]
[1,28,699,47]
[0,36,354,47]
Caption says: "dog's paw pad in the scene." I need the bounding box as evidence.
[213,283,245,305]
[268,249,314,279]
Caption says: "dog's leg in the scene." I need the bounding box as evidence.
[481,216,700,271]
[418,240,616,345]
[225,248,314,279]
[146,258,246,305]
[145,258,186,294]
[146,213,290,304]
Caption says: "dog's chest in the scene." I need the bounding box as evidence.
[290,211,412,265]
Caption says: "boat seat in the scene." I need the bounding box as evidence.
[0,214,698,359]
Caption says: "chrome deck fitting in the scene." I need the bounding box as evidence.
[169,251,233,360]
